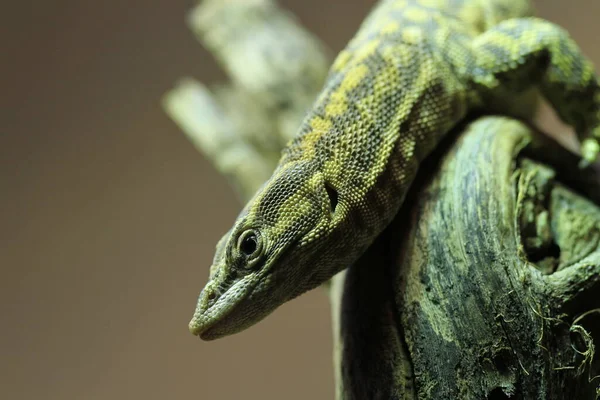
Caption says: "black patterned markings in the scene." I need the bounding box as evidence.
[255,161,318,227]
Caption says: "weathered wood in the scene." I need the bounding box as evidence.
[335,117,600,399]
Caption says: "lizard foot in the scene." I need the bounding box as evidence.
[580,134,600,169]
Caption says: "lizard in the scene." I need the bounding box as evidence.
[189,0,600,340]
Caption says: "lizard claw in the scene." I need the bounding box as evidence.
[579,137,600,169]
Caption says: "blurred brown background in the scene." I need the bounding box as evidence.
[2,1,598,399]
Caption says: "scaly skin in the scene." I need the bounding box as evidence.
[189,0,600,340]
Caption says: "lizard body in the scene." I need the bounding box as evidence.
[190,0,600,340]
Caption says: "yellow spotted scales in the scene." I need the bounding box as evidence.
[189,0,600,340]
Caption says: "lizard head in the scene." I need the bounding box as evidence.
[189,160,344,340]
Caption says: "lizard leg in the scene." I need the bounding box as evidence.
[470,17,600,166]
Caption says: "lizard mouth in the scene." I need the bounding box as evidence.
[188,274,256,339]
[188,239,295,340]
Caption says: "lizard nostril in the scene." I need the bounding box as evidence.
[207,291,216,301]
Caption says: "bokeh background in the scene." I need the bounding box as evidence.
[2,1,598,399]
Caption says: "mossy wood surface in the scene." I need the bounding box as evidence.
[336,117,600,399]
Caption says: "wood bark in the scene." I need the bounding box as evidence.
[334,117,600,399]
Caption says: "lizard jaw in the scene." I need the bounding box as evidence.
[188,274,255,339]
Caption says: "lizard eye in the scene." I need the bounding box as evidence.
[237,229,263,265]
